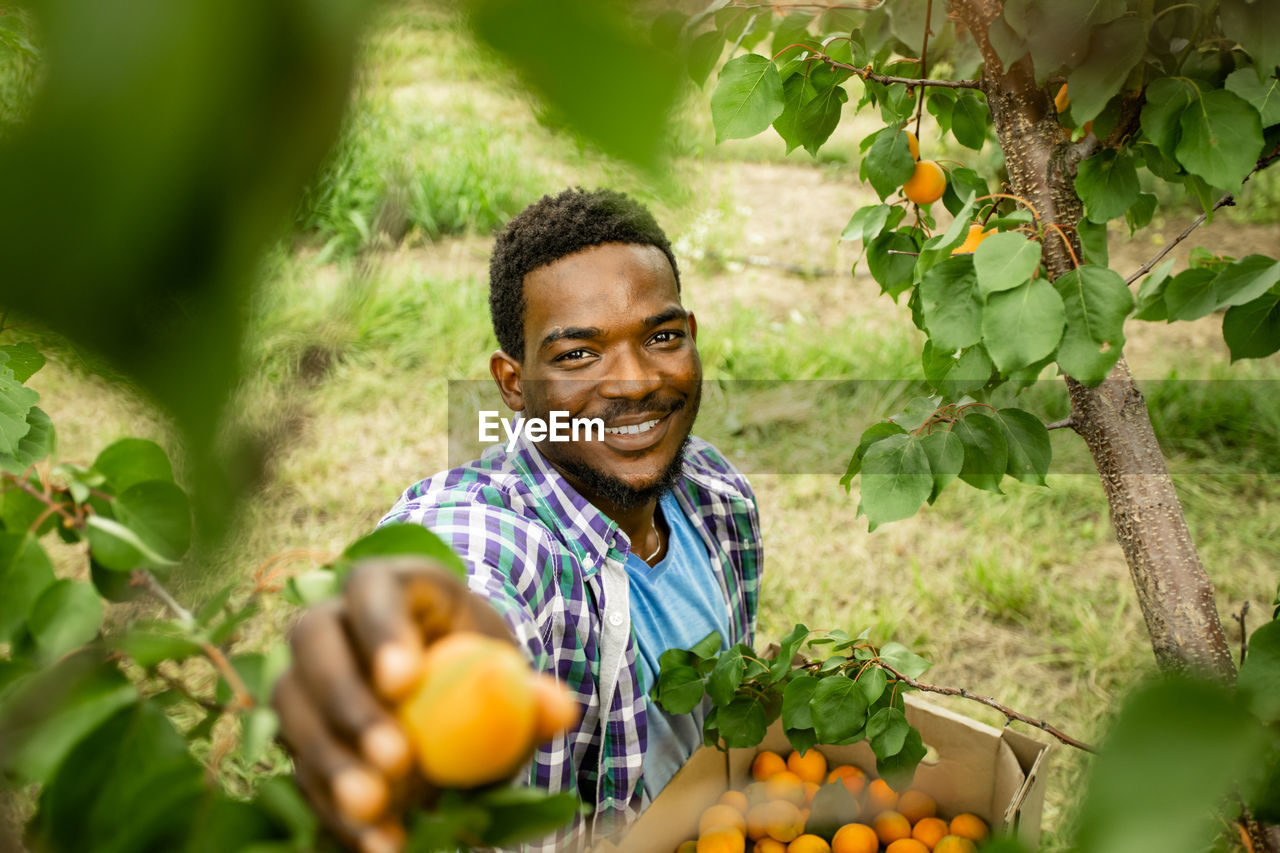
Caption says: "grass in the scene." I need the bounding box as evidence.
[8,3,1280,852]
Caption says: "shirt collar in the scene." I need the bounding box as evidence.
[504,417,625,578]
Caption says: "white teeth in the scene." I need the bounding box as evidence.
[605,417,661,436]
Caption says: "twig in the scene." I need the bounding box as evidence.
[1124,140,1280,286]
[0,470,77,525]
[834,60,983,90]
[134,569,256,710]
[913,0,932,139]
[1046,416,1076,431]
[1237,601,1250,666]
[878,660,1097,753]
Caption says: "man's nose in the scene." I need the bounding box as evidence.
[596,346,663,399]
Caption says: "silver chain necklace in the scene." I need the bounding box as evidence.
[640,513,662,562]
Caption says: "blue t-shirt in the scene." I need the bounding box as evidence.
[627,489,733,799]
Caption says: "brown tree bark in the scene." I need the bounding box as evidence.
[946,0,1272,847]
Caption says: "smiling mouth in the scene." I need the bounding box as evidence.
[603,416,664,436]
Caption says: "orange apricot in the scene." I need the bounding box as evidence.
[865,778,899,814]
[897,790,937,824]
[874,811,912,845]
[698,827,747,853]
[677,842,699,853]
[933,836,978,853]
[903,160,947,205]
[764,801,806,844]
[720,789,750,814]
[830,822,879,853]
[951,224,993,256]
[787,749,829,785]
[886,840,931,853]
[912,816,949,849]
[701,804,748,836]
[754,839,788,853]
[787,834,831,853]
[1054,83,1069,114]
[949,813,989,842]
[766,771,808,807]
[753,751,788,781]
[827,765,868,798]
[906,130,920,161]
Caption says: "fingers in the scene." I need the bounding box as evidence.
[344,561,436,700]
[295,762,405,853]
[290,603,412,778]
[274,669,389,826]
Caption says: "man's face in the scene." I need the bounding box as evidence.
[494,242,702,512]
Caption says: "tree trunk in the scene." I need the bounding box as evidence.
[947,0,1268,847]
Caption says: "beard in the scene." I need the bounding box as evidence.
[542,379,701,512]
[557,433,693,511]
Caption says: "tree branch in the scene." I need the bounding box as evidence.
[134,570,256,710]
[877,660,1098,753]
[1046,416,1077,431]
[1125,140,1280,287]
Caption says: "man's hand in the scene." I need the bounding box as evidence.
[272,556,514,853]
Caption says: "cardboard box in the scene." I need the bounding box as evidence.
[596,693,1050,852]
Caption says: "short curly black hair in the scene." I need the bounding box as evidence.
[489,188,681,359]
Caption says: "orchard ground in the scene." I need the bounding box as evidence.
[15,3,1280,850]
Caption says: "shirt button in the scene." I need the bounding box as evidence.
[608,612,624,627]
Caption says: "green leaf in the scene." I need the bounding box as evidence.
[797,72,849,156]
[840,204,904,246]
[691,630,724,661]
[773,72,815,155]
[879,642,931,679]
[1163,268,1219,322]
[92,438,175,494]
[708,647,746,705]
[974,233,1043,297]
[992,408,1052,486]
[1141,77,1198,156]
[857,433,933,530]
[953,412,1008,493]
[916,194,979,280]
[215,650,289,707]
[0,343,45,383]
[770,623,811,681]
[951,89,988,150]
[857,666,887,705]
[889,395,944,432]
[772,11,815,57]
[476,787,581,847]
[1239,620,1280,724]
[867,706,910,757]
[1134,258,1176,322]
[0,532,55,644]
[1076,150,1141,223]
[711,54,785,142]
[865,230,919,299]
[920,256,983,351]
[1221,0,1280,76]
[0,405,56,476]
[1065,16,1147,123]
[921,342,993,398]
[1074,678,1270,853]
[1176,88,1265,191]
[919,428,964,502]
[987,14,1027,74]
[841,421,907,488]
[86,515,178,572]
[718,696,768,748]
[1054,265,1133,384]
[0,365,38,457]
[0,653,136,785]
[687,31,724,88]
[862,126,917,200]
[239,706,279,766]
[943,167,989,218]
[875,726,926,790]
[283,569,341,607]
[1223,290,1280,361]
[982,278,1067,374]
[1212,255,1280,309]
[1226,68,1280,128]
[343,523,467,580]
[27,580,104,665]
[470,0,681,167]
[811,676,869,743]
[114,481,192,563]
[806,783,861,839]
[654,664,705,714]
[27,700,212,852]
[114,629,204,669]
[782,674,819,730]
[1125,193,1158,236]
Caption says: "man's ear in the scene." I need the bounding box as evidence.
[489,350,525,411]
[688,311,698,343]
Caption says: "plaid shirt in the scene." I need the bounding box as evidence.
[381,430,762,851]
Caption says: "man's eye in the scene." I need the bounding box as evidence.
[651,330,683,344]
[555,349,591,362]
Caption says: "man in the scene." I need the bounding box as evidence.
[274,188,763,852]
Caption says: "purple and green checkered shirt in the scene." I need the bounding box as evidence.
[381,430,762,851]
